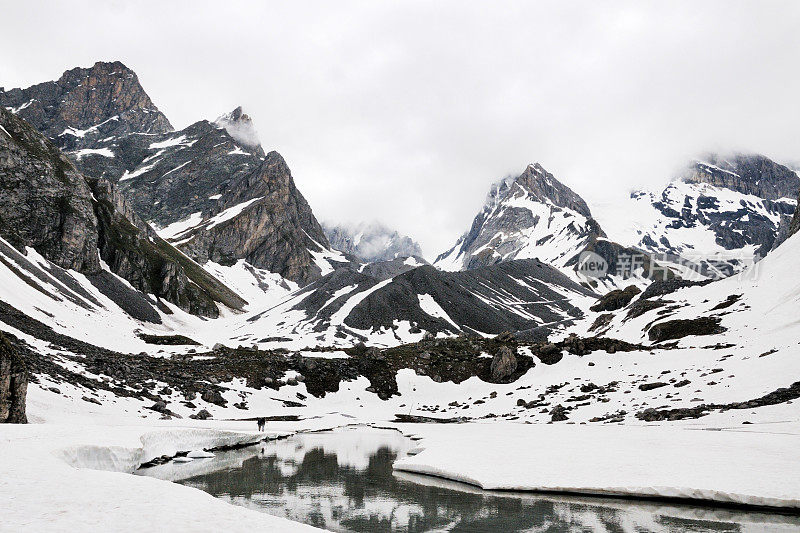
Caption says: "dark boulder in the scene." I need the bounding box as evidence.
[590,285,641,312]
[638,382,668,391]
[550,404,569,422]
[490,346,518,381]
[534,343,563,365]
[189,409,212,420]
[648,317,726,342]
[201,388,227,406]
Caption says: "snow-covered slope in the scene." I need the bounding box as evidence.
[0,236,207,354]
[593,227,800,351]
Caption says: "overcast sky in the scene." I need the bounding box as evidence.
[3,1,800,258]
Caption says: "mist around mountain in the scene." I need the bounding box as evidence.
[323,221,424,263]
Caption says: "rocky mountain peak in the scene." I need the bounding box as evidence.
[435,163,605,275]
[214,106,260,148]
[490,163,592,218]
[614,152,799,278]
[0,60,173,150]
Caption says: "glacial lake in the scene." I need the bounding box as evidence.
[137,426,800,532]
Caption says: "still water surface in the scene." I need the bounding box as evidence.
[137,426,800,532]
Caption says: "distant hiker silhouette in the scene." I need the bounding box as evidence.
[257,417,266,432]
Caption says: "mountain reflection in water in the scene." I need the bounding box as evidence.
[138,427,800,533]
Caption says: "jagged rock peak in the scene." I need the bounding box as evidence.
[214,106,260,148]
[490,163,592,218]
[681,153,799,201]
[0,60,173,149]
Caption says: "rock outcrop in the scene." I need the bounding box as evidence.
[590,285,641,312]
[683,154,799,201]
[175,151,336,284]
[490,345,518,381]
[0,333,27,424]
[648,317,725,342]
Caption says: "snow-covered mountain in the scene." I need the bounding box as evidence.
[597,154,798,279]
[3,59,800,439]
[433,163,668,290]
[435,163,600,273]
[323,221,424,263]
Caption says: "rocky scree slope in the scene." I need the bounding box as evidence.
[240,258,596,346]
[0,106,244,318]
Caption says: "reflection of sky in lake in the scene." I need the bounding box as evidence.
[138,427,800,533]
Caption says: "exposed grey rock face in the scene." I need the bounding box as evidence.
[77,116,265,228]
[174,151,337,284]
[0,61,172,151]
[0,106,100,272]
[61,106,330,284]
[684,154,799,201]
[784,162,800,239]
[89,176,246,316]
[323,221,424,263]
[0,332,27,424]
[434,163,606,273]
[0,106,244,318]
[789,205,800,239]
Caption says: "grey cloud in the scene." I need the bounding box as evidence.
[2,1,799,260]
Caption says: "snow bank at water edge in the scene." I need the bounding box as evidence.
[0,423,324,532]
[393,423,800,509]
